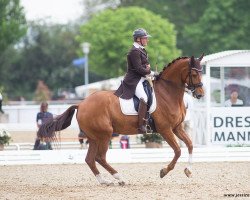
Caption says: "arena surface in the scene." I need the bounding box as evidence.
[0,162,249,200]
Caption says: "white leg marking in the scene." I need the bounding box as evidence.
[113,173,125,185]
[96,174,113,185]
[187,154,193,170]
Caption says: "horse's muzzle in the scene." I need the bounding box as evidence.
[193,92,204,99]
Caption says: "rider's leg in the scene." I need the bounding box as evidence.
[138,98,148,133]
[135,78,148,134]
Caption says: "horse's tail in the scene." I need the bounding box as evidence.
[37,105,78,140]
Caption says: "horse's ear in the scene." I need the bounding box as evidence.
[198,53,204,61]
[191,56,195,66]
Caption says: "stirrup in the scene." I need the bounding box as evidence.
[145,124,153,134]
[138,125,147,134]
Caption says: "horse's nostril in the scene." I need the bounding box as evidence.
[197,94,203,99]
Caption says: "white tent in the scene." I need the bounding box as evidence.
[75,76,123,98]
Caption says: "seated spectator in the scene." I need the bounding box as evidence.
[224,90,243,107]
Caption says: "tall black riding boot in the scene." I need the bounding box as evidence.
[138,98,148,134]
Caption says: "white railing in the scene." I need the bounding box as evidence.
[4,141,172,151]
[1,147,249,165]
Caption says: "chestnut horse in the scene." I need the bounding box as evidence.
[38,55,204,186]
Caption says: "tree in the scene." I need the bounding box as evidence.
[118,0,208,56]
[87,0,208,55]
[34,80,52,102]
[1,22,89,100]
[184,0,250,55]
[77,7,180,78]
[0,0,27,56]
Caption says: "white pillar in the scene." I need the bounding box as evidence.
[82,42,90,97]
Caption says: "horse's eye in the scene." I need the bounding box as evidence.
[192,74,197,78]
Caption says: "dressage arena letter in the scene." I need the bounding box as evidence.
[213,131,250,142]
[214,116,250,128]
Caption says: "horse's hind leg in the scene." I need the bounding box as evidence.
[173,125,193,177]
[95,137,125,186]
[85,139,113,185]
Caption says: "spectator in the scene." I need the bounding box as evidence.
[120,135,130,149]
[0,92,4,114]
[224,90,243,107]
[33,102,53,150]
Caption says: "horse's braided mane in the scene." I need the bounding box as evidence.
[158,56,189,77]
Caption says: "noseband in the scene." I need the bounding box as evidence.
[186,60,203,93]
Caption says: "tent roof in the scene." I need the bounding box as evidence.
[201,50,250,66]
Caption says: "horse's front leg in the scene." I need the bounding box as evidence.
[173,125,193,177]
[160,131,181,178]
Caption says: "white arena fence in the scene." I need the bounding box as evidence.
[0,147,249,165]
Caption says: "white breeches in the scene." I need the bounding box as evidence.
[135,77,148,102]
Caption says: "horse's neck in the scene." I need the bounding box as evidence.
[163,60,186,86]
[154,60,186,103]
[154,80,184,102]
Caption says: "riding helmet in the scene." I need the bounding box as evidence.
[133,28,151,39]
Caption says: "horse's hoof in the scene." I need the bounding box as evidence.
[184,168,192,178]
[118,181,125,186]
[107,182,115,186]
[160,168,166,178]
[101,181,114,186]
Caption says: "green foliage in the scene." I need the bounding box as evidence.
[0,0,27,56]
[0,86,8,103]
[140,132,163,144]
[77,7,180,78]
[119,0,209,56]
[0,22,90,100]
[184,0,250,55]
[0,128,11,145]
[34,80,52,102]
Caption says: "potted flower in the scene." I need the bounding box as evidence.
[140,132,164,148]
[0,126,11,150]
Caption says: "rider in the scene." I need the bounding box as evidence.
[114,28,157,133]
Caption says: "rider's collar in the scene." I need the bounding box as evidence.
[133,42,144,49]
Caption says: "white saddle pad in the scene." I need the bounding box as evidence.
[119,90,157,115]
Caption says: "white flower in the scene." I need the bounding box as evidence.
[0,126,11,137]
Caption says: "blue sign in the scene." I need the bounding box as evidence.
[72,57,85,67]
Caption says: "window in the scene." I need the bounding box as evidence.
[210,67,250,106]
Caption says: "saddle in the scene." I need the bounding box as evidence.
[118,80,157,133]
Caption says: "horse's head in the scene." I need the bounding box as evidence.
[157,54,204,99]
[184,54,204,99]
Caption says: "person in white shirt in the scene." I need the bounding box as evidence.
[224,90,243,107]
[0,92,4,113]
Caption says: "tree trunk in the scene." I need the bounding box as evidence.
[0,144,4,151]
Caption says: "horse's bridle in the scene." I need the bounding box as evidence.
[185,59,203,93]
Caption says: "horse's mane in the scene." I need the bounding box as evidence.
[159,56,189,77]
